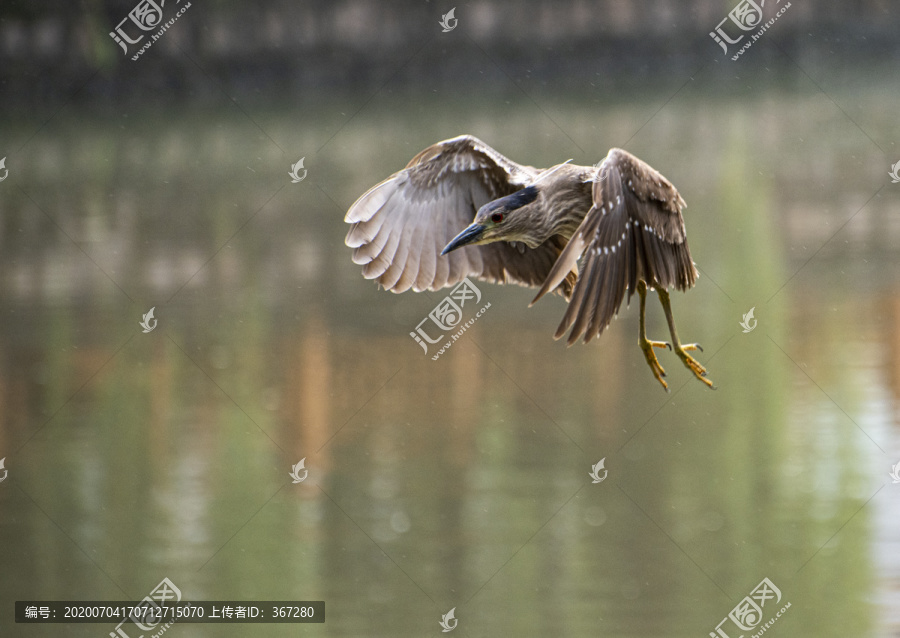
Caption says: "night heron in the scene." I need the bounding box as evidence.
[344,135,713,391]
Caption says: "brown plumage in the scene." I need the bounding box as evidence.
[531,148,697,345]
[345,135,578,297]
[344,135,713,390]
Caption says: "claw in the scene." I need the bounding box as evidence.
[675,347,715,389]
[682,343,703,353]
[640,338,669,391]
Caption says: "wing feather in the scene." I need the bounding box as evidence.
[345,135,576,298]
[531,231,585,305]
[541,148,697,345]
[361,227,402,280]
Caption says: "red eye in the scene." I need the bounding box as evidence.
[491,212,504,224]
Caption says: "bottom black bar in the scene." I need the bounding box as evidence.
[16,601,324,623]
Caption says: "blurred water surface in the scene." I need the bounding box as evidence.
[1,68,899,637]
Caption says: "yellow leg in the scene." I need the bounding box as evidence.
[656,287,715,390]
[637,281,671,391]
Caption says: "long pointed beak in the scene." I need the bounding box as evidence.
[441,223,486,255]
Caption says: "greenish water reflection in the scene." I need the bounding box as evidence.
[1,80,898,637]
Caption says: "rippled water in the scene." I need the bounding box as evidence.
[1,68,898,637]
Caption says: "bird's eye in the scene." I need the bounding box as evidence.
[491,212,504,224]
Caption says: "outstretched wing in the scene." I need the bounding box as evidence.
[532,148,697,345]
[345,135,577,297]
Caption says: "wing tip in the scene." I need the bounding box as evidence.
[344,179,398,223]
[529,289,548,307]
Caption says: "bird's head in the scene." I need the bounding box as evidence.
[441,186,540,254]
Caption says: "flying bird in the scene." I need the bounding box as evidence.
[344,135,712,390]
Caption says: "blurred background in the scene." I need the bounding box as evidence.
[0,1,899,636]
